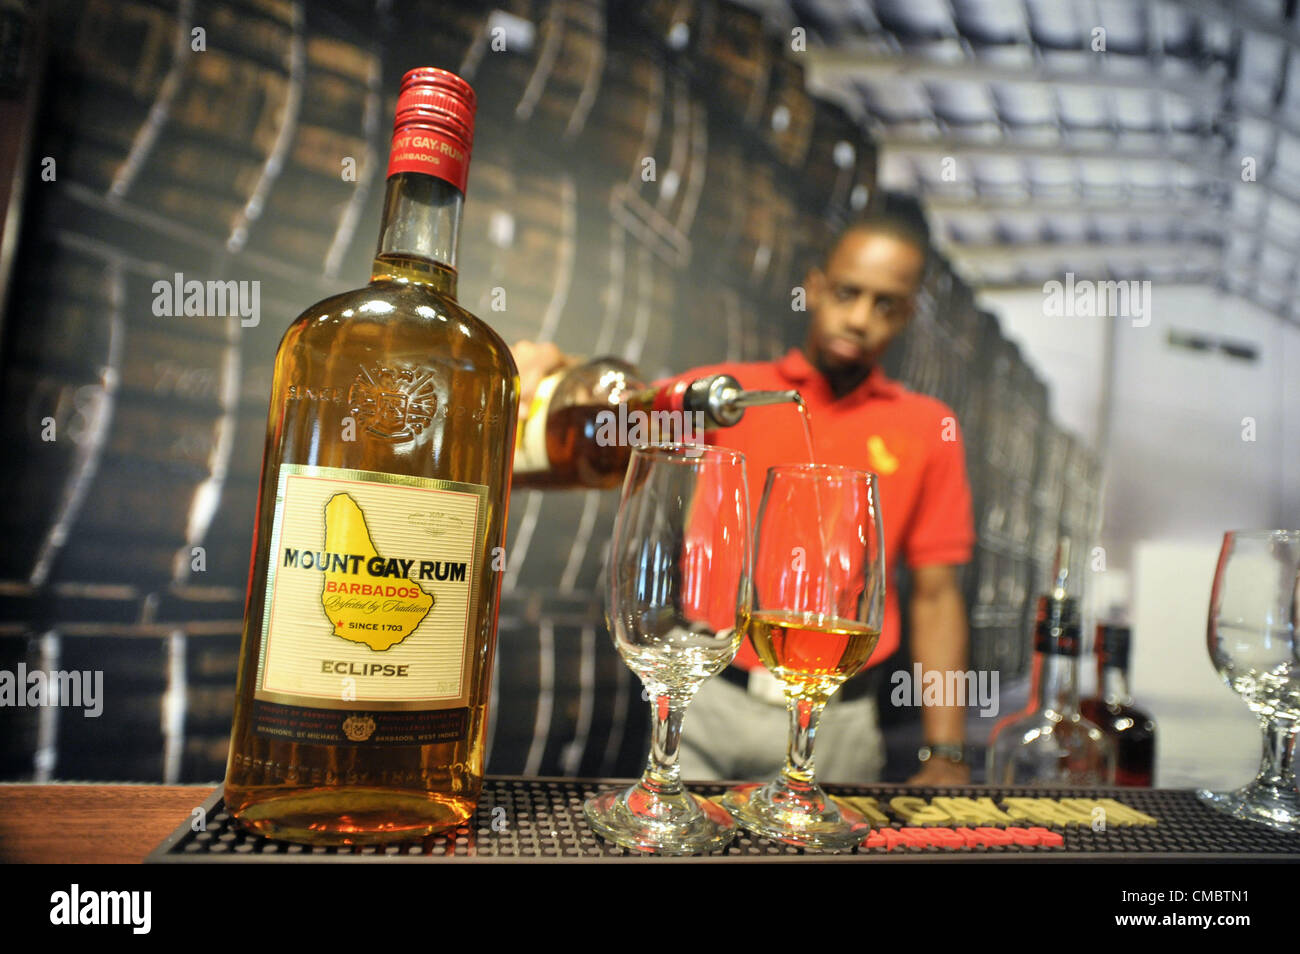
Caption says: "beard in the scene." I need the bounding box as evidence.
[808,340,874,398]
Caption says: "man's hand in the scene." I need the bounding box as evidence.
[906,758,971,786]
[512,340,577,423]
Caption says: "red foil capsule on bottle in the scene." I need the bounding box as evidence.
[387,67,476,192]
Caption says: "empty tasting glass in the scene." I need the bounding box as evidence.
[1200,529,1300,832]
[722,464,885,851]
[583,443,752,854]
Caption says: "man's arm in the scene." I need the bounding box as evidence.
[906,563,971,784]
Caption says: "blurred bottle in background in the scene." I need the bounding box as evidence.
[986,540,1116,786]
[1081,624,1156,786]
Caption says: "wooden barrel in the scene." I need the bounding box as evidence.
[690,132,746,271]
[583,37,707,263]
[733,157,781,286]
[486,592,647,779]
[51,634,170,781]
[581,39,663,180]
[452,0,605,143]
[695,144,808,295]
[0,234,249,588]
[784,210,833,290]
[526,0,606,140]
[613,0,699,53]
[674,270,782,365]
[60,0,392,278]
[0,635,41,778]
[804,96,865,216]
[392,0,487,76]
[1032,423,1071,565]
[457,132,580,348]
[694,0,771,128]
[762,42,814,170]
[499,222,683,586]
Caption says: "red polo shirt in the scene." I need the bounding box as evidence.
[662,348,974,671]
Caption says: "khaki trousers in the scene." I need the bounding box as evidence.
[677,674,887,785]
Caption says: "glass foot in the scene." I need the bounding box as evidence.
[722,780,870,852]
[583,783,737,855]
[1197,782,1300,833]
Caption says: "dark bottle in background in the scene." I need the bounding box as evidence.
[1081,624,1157,787]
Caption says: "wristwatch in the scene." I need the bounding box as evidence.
[917,743,967,764]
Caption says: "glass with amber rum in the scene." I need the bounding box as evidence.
[223,69,518,845]
[722,464,885,851]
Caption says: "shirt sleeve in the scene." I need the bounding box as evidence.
[904,407,976,568]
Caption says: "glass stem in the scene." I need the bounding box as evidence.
[641,690,688,797]
[782,695,828,788]
[1255,716,1298,791]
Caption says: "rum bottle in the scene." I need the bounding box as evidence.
[224,68,518,844]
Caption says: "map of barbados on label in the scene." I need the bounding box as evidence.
[255,465,487,708]
[318,492,434,650]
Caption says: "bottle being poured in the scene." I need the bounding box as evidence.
[512,356,802,489]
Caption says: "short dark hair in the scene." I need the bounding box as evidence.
[828,191,931,266]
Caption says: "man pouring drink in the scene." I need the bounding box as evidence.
[512,195,975,785]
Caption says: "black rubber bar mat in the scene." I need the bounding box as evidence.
[146,777,1300,862]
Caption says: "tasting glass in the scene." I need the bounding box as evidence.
[583,443,752,854]
[722,464,885,851]
[1199,529,1300,832]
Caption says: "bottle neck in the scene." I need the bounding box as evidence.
[371,172,463,298]
[1031,650,1081,717]
[1097,660,1133,706]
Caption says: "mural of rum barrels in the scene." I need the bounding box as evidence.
[52,633,170,781]
[486,593,647,779]
[581,38,663,181]
[803,96,870,218]
[617,0,699,53]
[457,134,581,348]
[693,0,771,128]
[584,37,707,264]
[0,634,42,777]
[784,209,835,290]
[733,157,783,287]
[453,0,605,142]
[688,131,746,273]
[521,0,606,141]
[761,41,814,171]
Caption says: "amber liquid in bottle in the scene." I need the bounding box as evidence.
[1080,627,1156,786]
[224,102,518,844]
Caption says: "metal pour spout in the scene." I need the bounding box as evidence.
[687,374,802,428]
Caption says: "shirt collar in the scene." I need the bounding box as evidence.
[775,348,901,402]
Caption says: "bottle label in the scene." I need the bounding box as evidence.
[512,371,560,474]
[251,464,487,744]
[388,128,470,192]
